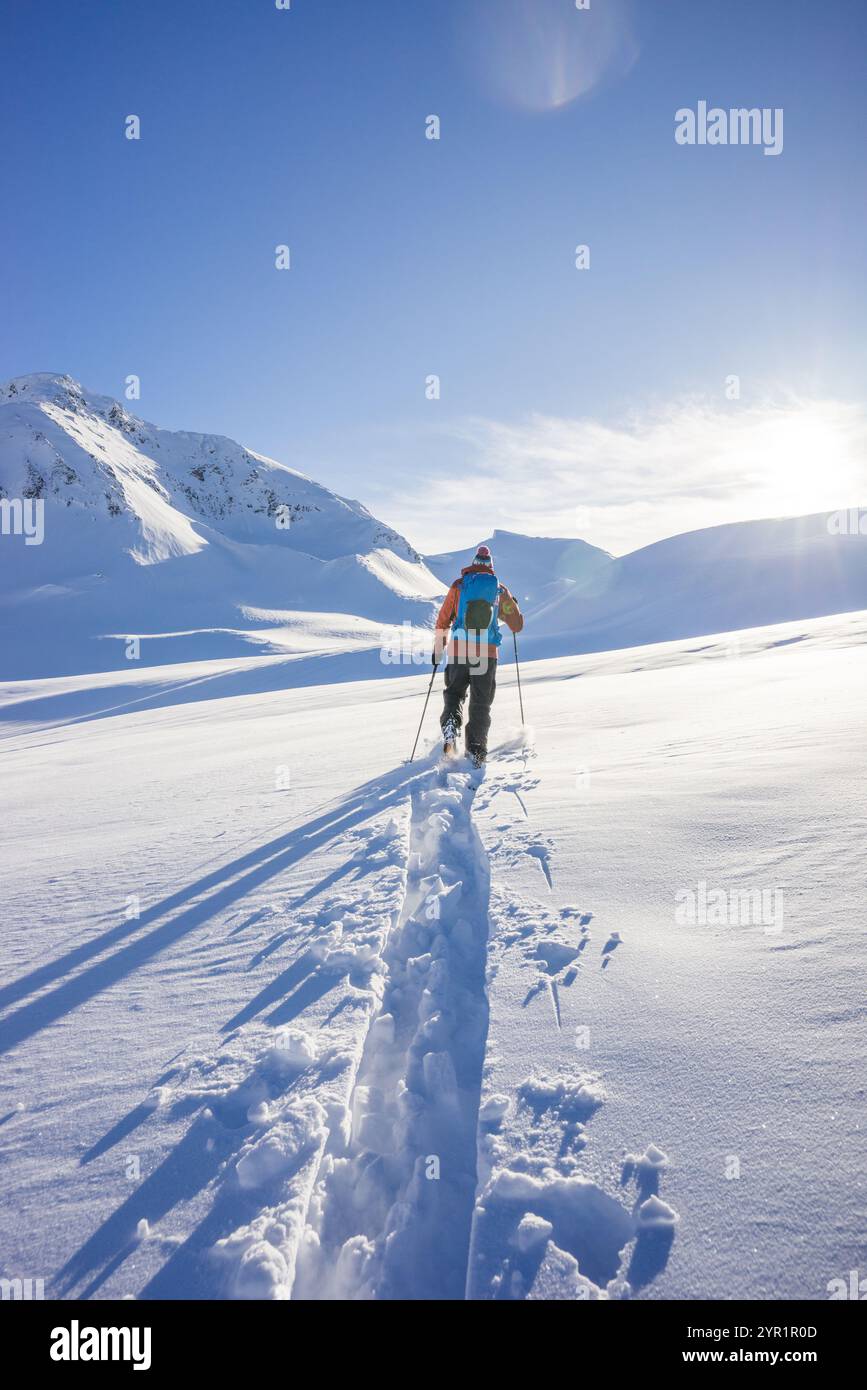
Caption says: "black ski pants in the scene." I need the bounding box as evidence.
[440,658,497,756]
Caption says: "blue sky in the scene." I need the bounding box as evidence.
[2,0,866,554]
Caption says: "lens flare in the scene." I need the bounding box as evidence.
[459,0,640,113]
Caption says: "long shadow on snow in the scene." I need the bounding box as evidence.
[54,1111,230,1297]
[0,758,430,1056]
[0,646,427,736]
[57,1069,319,1298]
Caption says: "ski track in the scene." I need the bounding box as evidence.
[283,733,677,1300]
[293,754,491,1300]
[7,617,865,1303]
[52,734,674,1301]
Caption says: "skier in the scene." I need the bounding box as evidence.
[432,543,524,766]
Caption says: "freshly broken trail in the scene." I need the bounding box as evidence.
[2,611,865,1300]
[288,743,666,1300]
[294,758,492,1299]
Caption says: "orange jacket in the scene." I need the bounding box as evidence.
[434,564,524,662]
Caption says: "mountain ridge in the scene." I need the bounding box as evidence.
[4,372,867,682]
[0,373,443,678]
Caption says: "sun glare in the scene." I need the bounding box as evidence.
[750,405,865,517]
[460,0,639,114]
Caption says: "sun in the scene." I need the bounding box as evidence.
[749,403,866,518]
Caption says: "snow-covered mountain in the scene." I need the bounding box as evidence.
[0,374,444,677]
[4,373,867,686]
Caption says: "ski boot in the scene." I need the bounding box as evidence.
[442,718,459,759]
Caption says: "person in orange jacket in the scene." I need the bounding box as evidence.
[432,544,523,765]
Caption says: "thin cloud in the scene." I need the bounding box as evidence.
[373,396,867,556]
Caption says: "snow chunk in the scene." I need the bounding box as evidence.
[266,1028,317,1072]
[638,1143,668,1171]
[213,1229,294,1300]
[480,1093,511,1125]
[142,1086,170,1111]
[235,1098,327,1191]
[527,1243,601,1300]
[518,1073,605,1120]
[637,1194,679,1228]
[512,1212,553,1252]
[623,1143,670,1182]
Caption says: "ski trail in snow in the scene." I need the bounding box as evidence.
[294,757,491,1300]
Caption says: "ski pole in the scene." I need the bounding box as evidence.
[513,630,526,726]
[408,654,441,763]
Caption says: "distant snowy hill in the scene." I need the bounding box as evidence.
[525,512,867,657]
[431,517,867,661]
[0,374,444,677]
[426,529,612,610]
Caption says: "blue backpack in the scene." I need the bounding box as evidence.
[454,570,502,647]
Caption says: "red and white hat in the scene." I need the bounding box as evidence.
[474,544,493,566]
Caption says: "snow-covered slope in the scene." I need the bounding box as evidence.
[426,529,612,610]
[525,513,867,656]
[0,374,444,677]
[5,374,867,686]
[431,517,867,661]
[1,609,864,1299]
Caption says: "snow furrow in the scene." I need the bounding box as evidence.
[294,757,491,1300]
